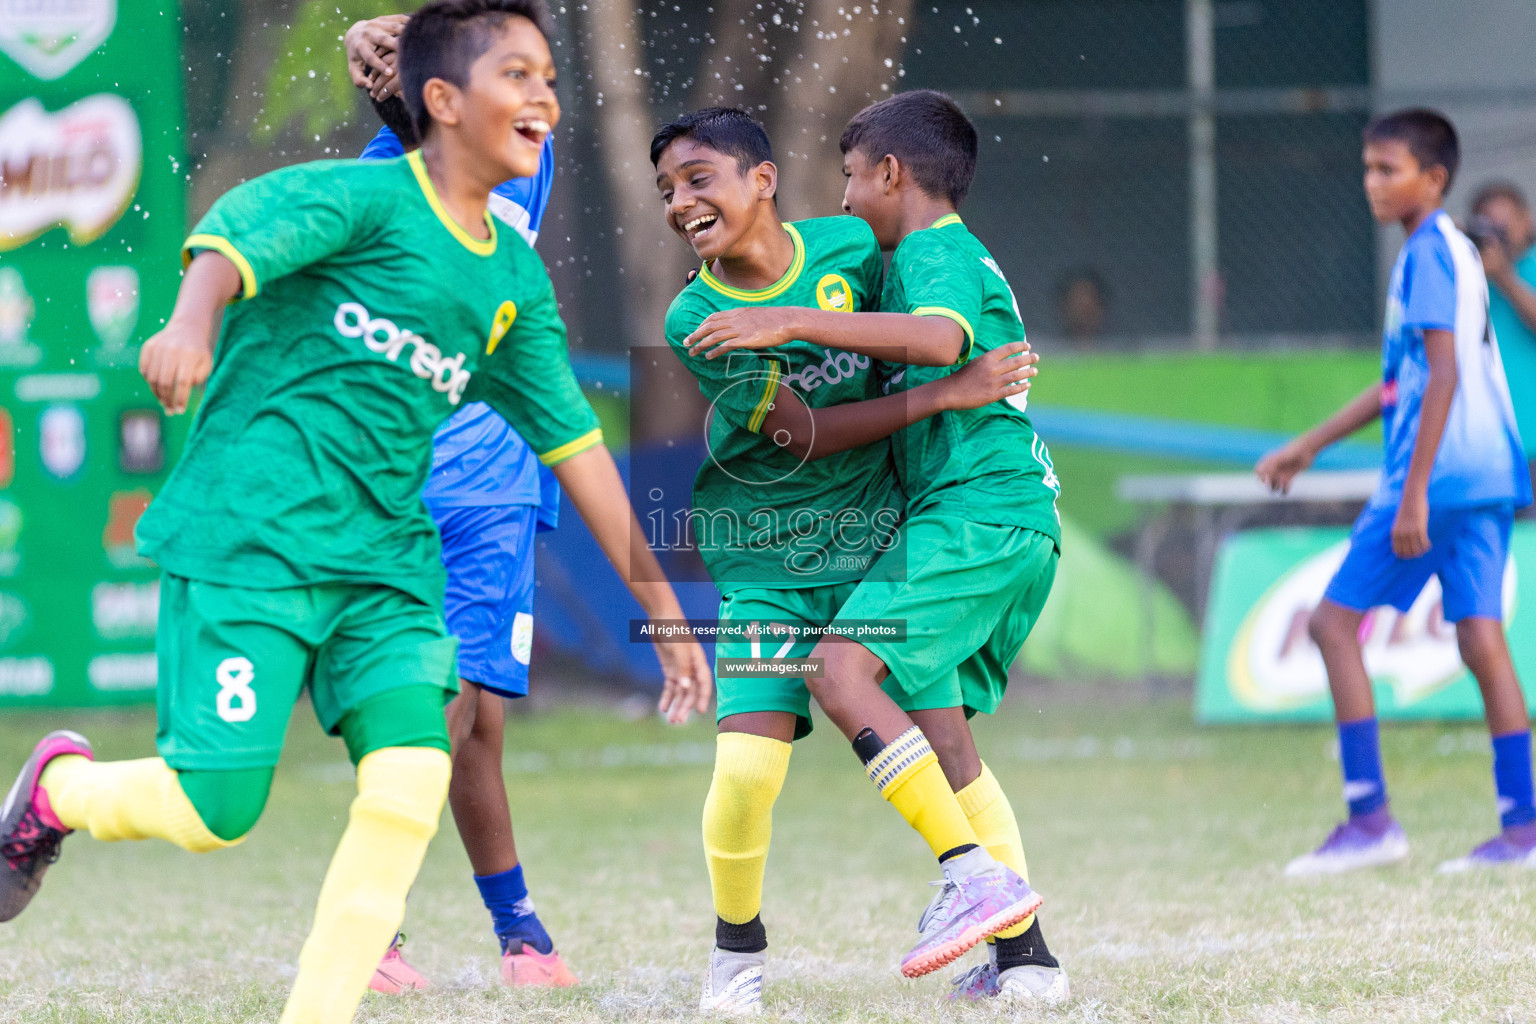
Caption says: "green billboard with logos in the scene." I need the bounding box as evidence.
[0,1,185,706]
[1198,525,1536,723]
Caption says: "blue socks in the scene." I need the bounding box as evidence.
[474,864,554,955]
[1492,731,1536,829]
[1337,720,1535,831]
[1338,718,1387,817]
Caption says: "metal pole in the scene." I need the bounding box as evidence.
[1187,0,1219,350]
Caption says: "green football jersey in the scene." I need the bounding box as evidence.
[137,152,602,607]
[880,214,1061,541]
[664,216,900,591]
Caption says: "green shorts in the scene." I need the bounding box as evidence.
[830,515,1057,715]
[154,574,458,771]
[715,582,950,739]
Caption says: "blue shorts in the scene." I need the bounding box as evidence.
[1323,503,1513,623]
[430,502,538,698]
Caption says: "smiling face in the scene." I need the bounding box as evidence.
[841,147,902,250]
[1362,138,1445,227]
[655,140,775,263]
[448,15,560,181]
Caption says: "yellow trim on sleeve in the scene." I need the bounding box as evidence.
[184,234,259,299]
[699,224,806,302]
[538,428,604,466]
[746,362,781,432]
[406,150,498,257]
[930,213,963,229]
[911,305,975,361]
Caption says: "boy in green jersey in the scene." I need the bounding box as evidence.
[652,107,1040,1011]
[0,4,708,1023]
[685,90,1068,1005]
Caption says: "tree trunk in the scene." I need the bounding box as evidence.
[579,0,699,443]
[690,0,775,112]
[770,0,914,220]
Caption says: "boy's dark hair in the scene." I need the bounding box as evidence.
[372,94,420,150]
[840,89,978,206]
[399,0,555,141]
[1472,180,1528,214]
[649,107,774,175]
[1363,108,1460,191]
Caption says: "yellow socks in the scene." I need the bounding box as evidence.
[702,732,791,926]
[865,727,982,861]
[956,761,1032,938]
[38,756,237,853]
[956,762,1029,876]
[279,746,450,1024]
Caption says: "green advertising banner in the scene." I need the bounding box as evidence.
[1198,525,1536,723]
[0,2,185,706]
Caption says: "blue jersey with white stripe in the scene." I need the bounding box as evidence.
[359,126,561,524]
[360,126,554,237]
[1374,210,1531,511]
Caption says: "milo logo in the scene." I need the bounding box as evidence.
[333,302,470,404]
[1227,540,1516,712]
[782,347,870,393]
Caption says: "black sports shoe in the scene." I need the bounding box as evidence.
[0,730,92,922]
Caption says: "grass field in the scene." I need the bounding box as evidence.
[0,689,1533,1023]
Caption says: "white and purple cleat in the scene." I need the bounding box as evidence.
[1284,809,1409,877]
[1437,824,1536,873]
[899,848,1042,978]
[949,945,1071,1005]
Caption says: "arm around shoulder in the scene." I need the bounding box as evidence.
[760,340,1036,461]
[684,306,965,366]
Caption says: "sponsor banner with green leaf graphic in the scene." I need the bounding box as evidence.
[0,1,185,706]
[1198,525,1536,723]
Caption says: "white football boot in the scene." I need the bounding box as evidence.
[949,942,1070,1005]
[699,945,764,1016]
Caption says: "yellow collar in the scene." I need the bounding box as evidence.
[407,150,497,256]
[698,223,806,301]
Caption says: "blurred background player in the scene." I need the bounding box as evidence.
[1468,181,1536,482]
[685,89,1069,1004]
[344,8,582,992]
[1258,109,1535,875]
[1054,266,1110,346]
[654,107,1041,1013]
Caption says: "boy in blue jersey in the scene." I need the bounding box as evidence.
[344,12,588,990]
[1258,109,1536,875]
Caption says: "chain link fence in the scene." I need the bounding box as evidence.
[186,0,1536,356]
[909,0,1375,350]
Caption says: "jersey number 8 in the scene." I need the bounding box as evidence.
[215,656,257,723]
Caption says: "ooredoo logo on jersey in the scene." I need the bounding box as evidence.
[781,347,870,393]
[332,301,471,405]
